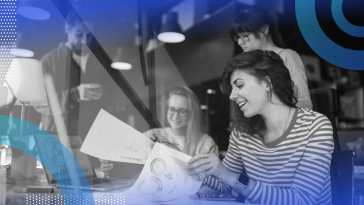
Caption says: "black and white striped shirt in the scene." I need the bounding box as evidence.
[203,108,334,205]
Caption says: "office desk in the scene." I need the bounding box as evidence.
[6,168,242,205]
[8,188,240,205]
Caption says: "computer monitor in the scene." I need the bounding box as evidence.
[337,129,364,165]
[33,130,95,184]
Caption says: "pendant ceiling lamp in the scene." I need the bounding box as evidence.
[157,12,185,43]
[17,0,51,21]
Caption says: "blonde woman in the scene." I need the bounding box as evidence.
[100,86,218,177]
[145,86,218,156]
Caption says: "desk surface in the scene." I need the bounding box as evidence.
[8,189,240,205]
[6,168,241,205]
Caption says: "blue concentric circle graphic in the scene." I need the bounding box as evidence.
[295,0,364,70]
[331,0,364,37]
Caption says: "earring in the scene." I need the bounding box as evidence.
[266,85,271,94]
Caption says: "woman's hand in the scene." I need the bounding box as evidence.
[147,133,180,151]
[197,185,220,195]
[148,133,170,144]
[187,154,234,184]
[99,159,113,178]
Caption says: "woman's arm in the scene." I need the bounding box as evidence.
[193,129,246,193]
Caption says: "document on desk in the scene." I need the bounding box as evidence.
[80,109,153,164]
[122,142,203,202]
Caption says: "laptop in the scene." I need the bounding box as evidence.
[33,130,131,191]
[338,129,364,166]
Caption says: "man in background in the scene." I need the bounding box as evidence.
[36,10,104,135]
[35,10,122,169]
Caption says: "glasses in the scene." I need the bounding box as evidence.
[233,33,251,42]
[167,107,189,117]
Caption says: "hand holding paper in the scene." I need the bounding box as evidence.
[81,109,202,202]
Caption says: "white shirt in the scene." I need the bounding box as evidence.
[72,52,90,73]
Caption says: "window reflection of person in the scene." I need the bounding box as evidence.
[100,86,219,178]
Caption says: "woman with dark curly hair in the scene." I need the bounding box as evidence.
[230,5,312,109]
[188,50,334,205]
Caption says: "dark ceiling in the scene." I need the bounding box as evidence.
[138,0,183,16]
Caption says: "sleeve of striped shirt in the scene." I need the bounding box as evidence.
[202,128,246,193]
[246,114,334,205]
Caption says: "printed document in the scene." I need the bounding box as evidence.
[123,142,202,202]
[80,109,152,164]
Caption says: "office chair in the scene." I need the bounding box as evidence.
[310,88,355,205]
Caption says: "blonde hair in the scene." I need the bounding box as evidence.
[168,86,204,156]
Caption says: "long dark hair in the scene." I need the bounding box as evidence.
[229,6,285,48]
[220,50,297,137]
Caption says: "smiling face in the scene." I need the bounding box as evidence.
[229,70,270,118]
[167,95,189,133]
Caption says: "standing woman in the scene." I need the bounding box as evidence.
[230,5,312,109]
[145,86,219,157]
[188,50,333,205]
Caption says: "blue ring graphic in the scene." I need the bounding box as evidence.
[0,115,95,205]
[332,0,364,37]
[295,0,364,70]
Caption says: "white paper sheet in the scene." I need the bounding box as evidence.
[80,109,153,164]
[123,142,203,202]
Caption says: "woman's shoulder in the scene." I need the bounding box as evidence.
[298,107,322,116]
[199,133,216,144]
[296,108,334,144]
[297,107,332,125]
[278,48,299,57]
[198,134,220,156]
[277,49,305,71]
[278,49,302,62]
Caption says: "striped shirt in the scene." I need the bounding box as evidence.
[203,108,334,205]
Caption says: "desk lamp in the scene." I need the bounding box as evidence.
[6,58,47,180]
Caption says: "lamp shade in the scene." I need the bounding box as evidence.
[17,0,51,20]
[111,47,132,70]
[111,46,140,70]
[6,58,47,105]
[157,12,185,43]
[14,30,34,58]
